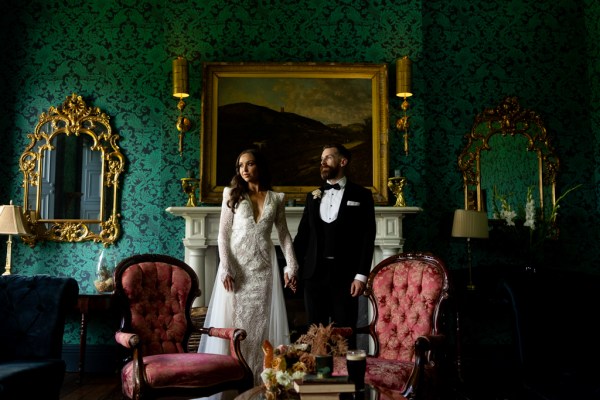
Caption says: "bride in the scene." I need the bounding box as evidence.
[198,148,299,391]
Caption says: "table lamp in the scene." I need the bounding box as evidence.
[0,200,31,275]
[452,209,489,290]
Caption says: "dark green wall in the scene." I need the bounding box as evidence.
[0,0,598,346]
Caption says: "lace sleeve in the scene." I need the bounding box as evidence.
[217,188,235,282]
[274,192,299,277]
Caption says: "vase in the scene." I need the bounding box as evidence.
[94,248,115,293]
[265,387,280,400]
[314,354,333,378]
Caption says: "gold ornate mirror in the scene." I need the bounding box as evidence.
[19,93,125,246]
[458,96,559,222]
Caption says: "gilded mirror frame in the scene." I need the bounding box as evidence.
[458,96,559,219]
[19,93,125,246]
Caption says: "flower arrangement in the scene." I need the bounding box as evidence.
[261,341,307,398]
[492,183,581,264]
[260,323,349,397]
[312,189,322,200]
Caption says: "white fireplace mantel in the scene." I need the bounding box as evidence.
[166,205,422,307]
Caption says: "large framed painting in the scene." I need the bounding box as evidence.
[200,62,389,205]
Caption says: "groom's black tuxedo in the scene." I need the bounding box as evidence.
[294,180,376,327]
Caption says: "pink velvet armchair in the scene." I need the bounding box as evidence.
[113,254,253,400]
[335,252,450,400]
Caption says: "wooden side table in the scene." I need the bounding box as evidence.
[76,293,113,382]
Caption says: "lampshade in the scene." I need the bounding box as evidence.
[451,209,488,239]
[172,57,190,99]
[396,56,413,98]
[0,203,30,236]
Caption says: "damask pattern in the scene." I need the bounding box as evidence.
[0,0,598,346]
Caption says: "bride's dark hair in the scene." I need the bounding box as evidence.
[228,148,272,211]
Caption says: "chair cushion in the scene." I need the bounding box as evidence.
[334,356,411,392]
[121,353,248,398]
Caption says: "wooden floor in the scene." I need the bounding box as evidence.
[60,372,123,400]
[59,372,201,400]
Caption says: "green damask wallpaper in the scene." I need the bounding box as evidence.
[0,0,598,349]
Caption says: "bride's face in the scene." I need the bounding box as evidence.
[238,153,259,183]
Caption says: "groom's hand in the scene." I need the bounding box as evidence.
[350,279,365,297]
[284,273,297,293]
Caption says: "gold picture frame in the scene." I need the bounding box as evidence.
[200,62,389,205]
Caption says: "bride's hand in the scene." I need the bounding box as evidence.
[223,274,235,291]
[284,273,297,293]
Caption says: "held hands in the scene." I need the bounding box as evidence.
[350,279,366,297]
[284,273,297,293]
[225,273,297,293]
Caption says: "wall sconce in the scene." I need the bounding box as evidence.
[0,201,31,275]
[173,56,192,156]
[395,56,413,155]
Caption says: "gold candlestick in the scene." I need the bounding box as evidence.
[180,178,200,207]
[387,177,407,207]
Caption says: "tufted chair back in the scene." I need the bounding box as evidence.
[114,254,253,400]
[116,256,198,356]
[369,253,448,362]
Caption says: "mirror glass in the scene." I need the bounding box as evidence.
[458,96,559,222]
[20,93,125,246]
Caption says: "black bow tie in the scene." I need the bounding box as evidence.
[324,183,341,190]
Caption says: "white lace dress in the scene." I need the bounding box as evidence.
[198,187,299,386]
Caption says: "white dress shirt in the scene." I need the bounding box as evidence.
[320,176,346,223]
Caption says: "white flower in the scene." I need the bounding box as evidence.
[261,368,275,385]
[291,370,306,380]
[499,208,517,226]
[523,187,536,230]
[312,189,322,199]
[276,370,294,389]
[493,187,517,226]
[262,367,305,391]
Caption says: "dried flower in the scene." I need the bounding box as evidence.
[295,323,348,356]
[312,189,322,199]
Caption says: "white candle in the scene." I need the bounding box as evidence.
[394,169,401,177]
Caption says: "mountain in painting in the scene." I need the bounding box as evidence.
[216,102,373,187]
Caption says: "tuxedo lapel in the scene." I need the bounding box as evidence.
[311,189,323,224]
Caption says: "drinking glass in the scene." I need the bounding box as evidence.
[346,349,367,391]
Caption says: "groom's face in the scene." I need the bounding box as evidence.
[320,148,343,181]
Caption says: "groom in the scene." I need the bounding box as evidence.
[294,143,376,333]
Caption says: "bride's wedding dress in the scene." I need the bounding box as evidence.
[198,187,299,387]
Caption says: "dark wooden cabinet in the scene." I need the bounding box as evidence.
[448,266,600,399]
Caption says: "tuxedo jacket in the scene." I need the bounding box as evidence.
[293,180,376,283]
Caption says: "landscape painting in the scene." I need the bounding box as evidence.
[200,62,389,205]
